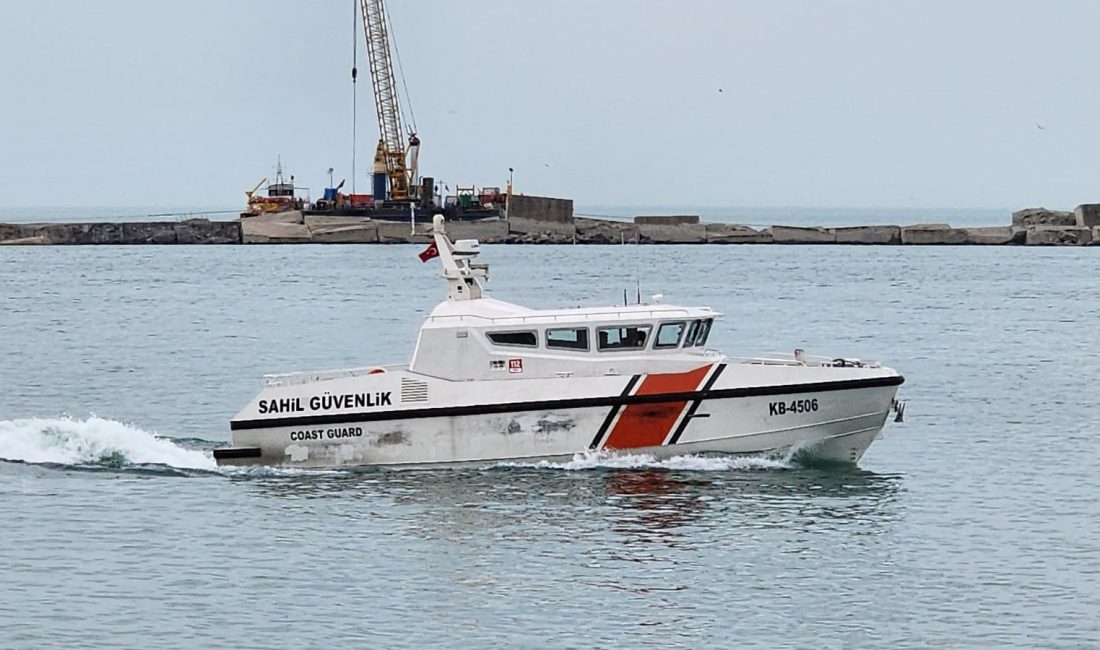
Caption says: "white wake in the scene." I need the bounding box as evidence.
[496,450,792,471]
[0,416,216,470]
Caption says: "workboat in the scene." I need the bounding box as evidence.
[241,158,306,218]
[214,215,904,468]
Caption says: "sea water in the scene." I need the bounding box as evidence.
[1,242,1098,648]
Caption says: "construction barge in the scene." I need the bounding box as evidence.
[242,159,511,224]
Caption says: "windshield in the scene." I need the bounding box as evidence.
[694,319,712,347]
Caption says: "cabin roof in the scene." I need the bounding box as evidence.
[423,297,719,329]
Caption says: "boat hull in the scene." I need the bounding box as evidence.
[215,375,900,468]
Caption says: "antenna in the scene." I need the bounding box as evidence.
[634,229,642,304]
[350,0,358,194]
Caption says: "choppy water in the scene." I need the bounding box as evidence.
[2,243,1099,648]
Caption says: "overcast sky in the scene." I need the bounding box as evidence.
[1,1,1098,210]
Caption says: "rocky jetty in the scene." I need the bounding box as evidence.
[0,218,239,245]
[4,203,1100,246]
[1012,207,1076,228]
[1074,204,1100,228]
[834,225,901,244]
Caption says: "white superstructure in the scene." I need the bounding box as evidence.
[215,216,904,468]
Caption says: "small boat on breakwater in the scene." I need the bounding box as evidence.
[213,215,905,468]
[241,158,307,218]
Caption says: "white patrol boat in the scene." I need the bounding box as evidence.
[214,215,904,468]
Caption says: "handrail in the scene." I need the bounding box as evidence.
[734,355,881,368]
[263,364,407,386]
[426,308,707,325]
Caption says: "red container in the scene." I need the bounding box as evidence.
[349,194,374,207]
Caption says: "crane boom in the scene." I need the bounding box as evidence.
[359,0,415,200]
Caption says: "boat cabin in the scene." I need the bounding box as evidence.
[410,299,720,381]
[408,216,721,381]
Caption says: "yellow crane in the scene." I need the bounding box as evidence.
[358,0,419,201]
[244,177,267,200]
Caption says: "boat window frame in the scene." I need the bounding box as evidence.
[596,324,653,352]
[486,330,539,348]
[682,320,701,347]
[545,326,590,351]
[694,318,713,347]
[653,321,688,349]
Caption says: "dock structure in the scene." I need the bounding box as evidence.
[2,202,1100,246]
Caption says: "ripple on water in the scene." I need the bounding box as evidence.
[3,244,1100,648]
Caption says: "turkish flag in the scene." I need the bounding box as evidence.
[418,241,439,263]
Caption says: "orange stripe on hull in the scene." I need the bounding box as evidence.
[603,400,690,449]
[601,365,712,450]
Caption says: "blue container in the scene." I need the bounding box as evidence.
[372,173,387,201]
[323,187,338,201]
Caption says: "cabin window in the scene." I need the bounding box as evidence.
[597,325,651,351]
[487,330,538,347]
[546,327,589,350]
[654,321,687,349]
[683,320,701,347]
[694,319,713,347]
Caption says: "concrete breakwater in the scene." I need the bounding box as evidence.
[0,219,240,246]
[2,204,1099,246]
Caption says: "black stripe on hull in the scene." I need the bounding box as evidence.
[667,363,727,446]
[212,446,262,460]
[588,375,641,450]
[230,374,904,431]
